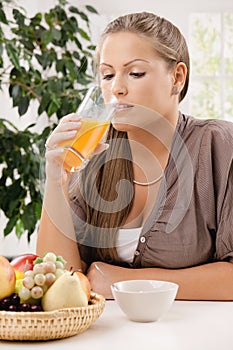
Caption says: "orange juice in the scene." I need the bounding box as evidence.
[60,119,110,172]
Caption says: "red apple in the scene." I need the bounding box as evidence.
[10,253,38,279]
[0,256,16,299]
[74,271,91,301]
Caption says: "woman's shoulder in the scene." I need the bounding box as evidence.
[182,113,233,142]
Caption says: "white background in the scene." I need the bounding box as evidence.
[1,0,233,257]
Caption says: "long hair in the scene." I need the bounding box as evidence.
[70,126,134,263]
[70,12,190,264]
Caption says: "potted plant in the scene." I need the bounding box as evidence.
[0,0,98,242]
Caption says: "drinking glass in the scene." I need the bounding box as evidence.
[59,85,114,172]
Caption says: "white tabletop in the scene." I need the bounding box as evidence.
[1,299,233,350]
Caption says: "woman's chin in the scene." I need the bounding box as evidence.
[111,122,132,132]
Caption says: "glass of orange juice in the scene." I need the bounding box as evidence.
[60,85,114,172]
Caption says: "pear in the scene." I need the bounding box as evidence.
[41,270,88,311]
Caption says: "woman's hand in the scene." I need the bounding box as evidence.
[87,262,124,299]
[44,113,109,184]
[44,113,81,183]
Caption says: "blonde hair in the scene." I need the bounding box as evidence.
[72,12,190,266]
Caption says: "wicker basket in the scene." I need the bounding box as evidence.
[0,292,105,341]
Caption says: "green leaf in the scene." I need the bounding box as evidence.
[35,202,42,220]
[65,60,77,79]
[0,8,7,24]
[73,51,80,60]
[47,100,59,117]
[78,28,90,41]
[15,219,24,239]
[78,56,88,74]
[10,84,22,103]
[8,199,20,217]
[77,11,89,23]
[20,39,35,51]
[38,93,51,115]
[51,28,61,41]
[56,59,66,74]
[34,257,43,264]
[67,16,79,33]
[21,203,36,232]
[6,43,21,70]
[68,6,80,15]
[13,9,25,26]
[58,0,68,6]
[5,180,25,209]
[10,67,22,79]
[35,52,50,69]
[54,5,67,22]
[30,12,42,26]
[74,37,82,50]
[87,45,96,51]
[85,5,99,15]
[41,30,53,45]
[4,216,18,237]
[18,95,30,116]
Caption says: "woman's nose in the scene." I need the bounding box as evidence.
[111,79,128,97]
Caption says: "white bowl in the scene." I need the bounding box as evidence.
[111,280,178,322]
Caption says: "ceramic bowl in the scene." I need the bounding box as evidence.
[111,280,178,322]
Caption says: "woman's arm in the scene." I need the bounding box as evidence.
[36,178,83,271]
[37,113,85,271]
[87,260,233,300]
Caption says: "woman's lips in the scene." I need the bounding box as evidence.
[115,103,134,112]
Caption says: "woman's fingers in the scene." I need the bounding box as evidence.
[45,114,81,149]
[59,113,81,124]
[45,130,77,150]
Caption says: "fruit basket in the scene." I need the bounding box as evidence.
[0,292,105,341]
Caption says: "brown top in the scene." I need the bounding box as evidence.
[71,113,233,269]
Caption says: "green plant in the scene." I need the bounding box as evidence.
[0,0,98,241]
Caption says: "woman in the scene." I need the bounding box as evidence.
[37,12,233,300]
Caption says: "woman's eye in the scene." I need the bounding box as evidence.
[129,72,146,78]
[102,74,114,80]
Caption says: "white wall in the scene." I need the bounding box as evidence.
[1,0,233,257]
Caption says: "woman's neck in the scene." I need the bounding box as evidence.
[127,111,179,182]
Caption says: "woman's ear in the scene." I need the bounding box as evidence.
[172,62,187,95]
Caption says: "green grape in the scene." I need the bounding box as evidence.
[34,273,46,286]
[24,270,35,278]
[44,262,56,273]
[55,261,65,269]
[45,272,56,286]
[43,252,57,263]
[33,262,46,274]
[18,287,31,301]
[31,286,43,299]
[23,276,35,289]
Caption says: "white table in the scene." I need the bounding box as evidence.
[0,299,233,350]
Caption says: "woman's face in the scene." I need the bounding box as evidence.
[98,32,178,129]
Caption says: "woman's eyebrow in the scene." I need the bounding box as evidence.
[99,58,149,68]
[123,58,149,66]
